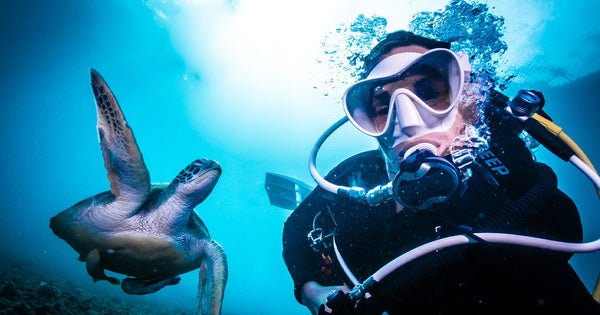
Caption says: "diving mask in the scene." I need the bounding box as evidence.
[343,49,468,147]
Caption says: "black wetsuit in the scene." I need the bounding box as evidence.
[282,126,600,314]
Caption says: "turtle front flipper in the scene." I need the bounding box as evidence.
[85,249,120,285]
[121,276,181,295]
[91,69,150,205]
[196,239,228,315]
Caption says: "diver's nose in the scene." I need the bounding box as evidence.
[394,94,425,137]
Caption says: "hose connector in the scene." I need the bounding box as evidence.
[365,183,394,206]
[349,276,377,301]
[337,186,366,202]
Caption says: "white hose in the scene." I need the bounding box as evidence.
[571,155,600,189]
[309,117,349,195]
[333,236,360,286]
[373,233,600,282]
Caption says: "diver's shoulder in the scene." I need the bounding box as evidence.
[324,150,387,186]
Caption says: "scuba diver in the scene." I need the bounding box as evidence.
[282,30,600,314]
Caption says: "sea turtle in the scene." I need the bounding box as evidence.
[50,69,227,315]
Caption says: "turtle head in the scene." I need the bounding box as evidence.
[168,158,222,208]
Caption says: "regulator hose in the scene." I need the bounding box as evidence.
[474,163,558,232]
[361,163,560,310]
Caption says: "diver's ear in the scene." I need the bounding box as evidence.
[456,52,472,75]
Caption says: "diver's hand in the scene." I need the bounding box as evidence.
[300,281,350,315]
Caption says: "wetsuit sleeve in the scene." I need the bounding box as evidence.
[282,186,337,303]
[282,150,387,304]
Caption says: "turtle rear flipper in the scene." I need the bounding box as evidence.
[85,249,120,285]
[121,276,181,295]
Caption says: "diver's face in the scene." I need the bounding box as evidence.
[374,45,466,159]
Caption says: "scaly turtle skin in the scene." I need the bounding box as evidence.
[50,69,227,315]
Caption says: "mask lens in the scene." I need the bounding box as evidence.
[401,64,451,111]
[345,81,384,135]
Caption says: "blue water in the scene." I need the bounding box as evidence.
[1,0,600,314]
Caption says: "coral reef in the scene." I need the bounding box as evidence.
[0,260,190,315]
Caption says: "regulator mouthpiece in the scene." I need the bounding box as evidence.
[392,149,460,210]
[404,142,438,160]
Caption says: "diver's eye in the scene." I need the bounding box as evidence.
[371,87,390,119]
[375,105,389,117]
[373,92,390,107]
[414,78,440,101]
